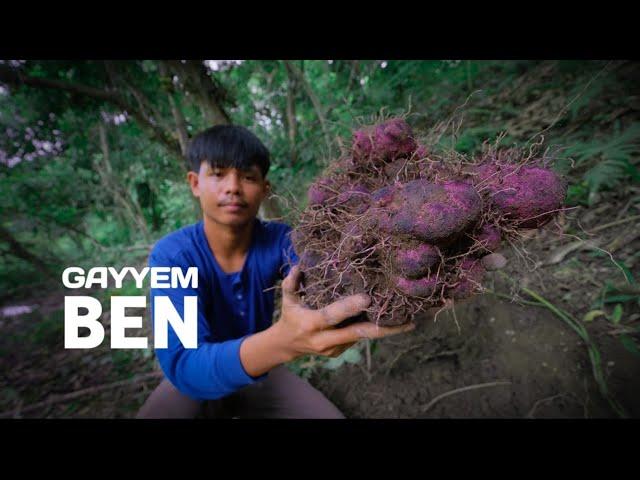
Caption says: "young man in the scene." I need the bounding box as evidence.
[136,125,415,419]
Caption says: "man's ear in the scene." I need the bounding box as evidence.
[186,170,200,197]
[264,179,272,197]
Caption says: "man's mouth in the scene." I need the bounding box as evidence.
[220,201,247,211]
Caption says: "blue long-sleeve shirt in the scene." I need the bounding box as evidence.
[148,218,298,401]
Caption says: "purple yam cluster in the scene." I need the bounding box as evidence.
[296,117,567,326]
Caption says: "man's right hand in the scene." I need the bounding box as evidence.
[274,265,416,360]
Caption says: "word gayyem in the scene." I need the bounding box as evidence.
[62,267,199,350]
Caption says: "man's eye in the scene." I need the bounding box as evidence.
[244,175,256,181]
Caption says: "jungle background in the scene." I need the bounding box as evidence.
[0,60,639,418]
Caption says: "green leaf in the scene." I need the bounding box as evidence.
[610,304,623,325]
[603,295,639,304]
[321,345,362,370]
[322,357,344,370]
[583,310,606,322]
[341,347,363,364]
[620,335,640,357]
[613,261,637,286]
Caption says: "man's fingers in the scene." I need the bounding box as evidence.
[315,294,371,328]
[352,321,416,340]
[320,321,415,347]
[281,265,302,307]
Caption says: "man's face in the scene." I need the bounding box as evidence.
[187,162,270,228]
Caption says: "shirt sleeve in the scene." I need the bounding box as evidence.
[149,246,265,401]
[278,224,299,279]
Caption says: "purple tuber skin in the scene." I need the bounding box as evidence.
[307,178,337,206]
[474,224,502,253]
[476,164,566,228]
[450,258,485,299]
[352,127,375,160]
[395,275,440,298]
[374,118,417,159]
[374,179,482,243]
[337,183,370,214]
[352,118,417,163]
[414,144,429,160]
[393,243,441,278]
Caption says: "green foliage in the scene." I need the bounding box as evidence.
[592,280,640,310]
[322,344,363,370]
[585,280,640,361]
[620,335,640,357]
[6,309,65,348]
[285,355,320,380]
[560,123,640,205]
[111,350,136,379]
[610,304,623,325]
[157,179,197,232]
[31,309,65,347]
[286,343,365,379]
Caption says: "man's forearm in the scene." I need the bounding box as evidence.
[239,322,295,377]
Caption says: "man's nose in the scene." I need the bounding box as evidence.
[224,171,242,193]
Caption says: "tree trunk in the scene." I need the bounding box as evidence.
[158,61,190,156]
[167,60,231,126]
[346,60,360,93]
[283,62,299,167]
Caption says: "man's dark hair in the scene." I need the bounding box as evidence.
[186,125,271,178]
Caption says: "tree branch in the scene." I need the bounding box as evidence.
[97,123,150,240]
[283,61,332,154]
[0,223,57,277]
[104,61,164,129]
[0,63,181,158]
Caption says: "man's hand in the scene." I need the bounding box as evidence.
[240,265,415,377]
[273,266,416,360]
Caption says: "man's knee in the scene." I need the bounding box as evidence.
[136,378,202,419]
[263,366,346,419]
